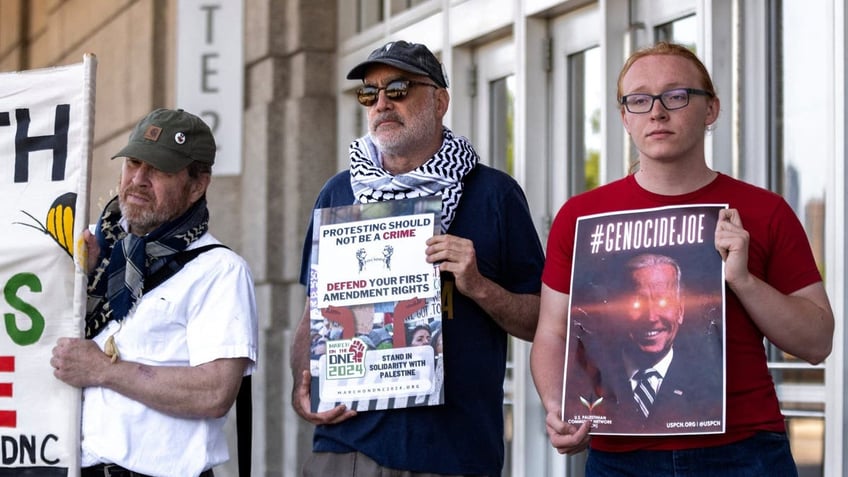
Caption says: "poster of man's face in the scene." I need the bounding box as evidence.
[622,255,684,367]
[563,204,727,436]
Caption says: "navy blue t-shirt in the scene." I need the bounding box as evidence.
[299,164,544,476]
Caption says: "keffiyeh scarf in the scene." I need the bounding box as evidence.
[85,195,209,338]
[349,127,479,232]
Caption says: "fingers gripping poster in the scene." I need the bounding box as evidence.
[563,204,727,436]
[0,57,96,474]
[307,197,444,412]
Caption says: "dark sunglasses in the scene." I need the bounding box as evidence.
[356,79,439,107]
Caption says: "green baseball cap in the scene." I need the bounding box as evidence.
[112,108,216,173]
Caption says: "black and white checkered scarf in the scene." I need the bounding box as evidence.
[349,127,478,232]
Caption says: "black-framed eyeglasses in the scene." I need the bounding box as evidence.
[619,88,713,114]
[356,79,439,107]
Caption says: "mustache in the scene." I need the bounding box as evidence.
[120,186,153,201]
[372,112,403,128]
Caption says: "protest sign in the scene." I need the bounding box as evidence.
[0,56,95,474]
[562,204,726,436]
[307,197,444,412]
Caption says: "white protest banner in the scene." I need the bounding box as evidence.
[0,55,96,475]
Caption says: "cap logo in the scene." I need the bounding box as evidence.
[174,132,186,145]
[143,125,162,142]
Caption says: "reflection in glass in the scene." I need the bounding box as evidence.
[491,74,517,475]
[357,0,383,32]
[504,342,515,476]
[766,5,829,350]
[390,0,427,15]
[490,75,516,177]
[767,2,828,476]
[567,47,601,194]
[655,14,697,48]
[787,417,825,477]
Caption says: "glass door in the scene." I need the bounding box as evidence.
[549,4,602,475]
[471,35,524,477]
[765,1,832,475]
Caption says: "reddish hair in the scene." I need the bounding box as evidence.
[616,42,717,103]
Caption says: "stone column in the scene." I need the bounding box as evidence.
[242,0,338,475]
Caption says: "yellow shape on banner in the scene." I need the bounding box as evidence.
[15,192,77,258]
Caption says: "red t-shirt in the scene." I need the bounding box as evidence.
[543,172,822,452]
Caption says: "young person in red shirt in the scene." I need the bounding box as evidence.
[531,42,834,475]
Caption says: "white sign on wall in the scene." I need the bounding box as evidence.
[176,0,244,175]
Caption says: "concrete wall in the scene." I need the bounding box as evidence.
[242,1,338,475]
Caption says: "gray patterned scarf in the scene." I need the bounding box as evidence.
[349,127,479,232]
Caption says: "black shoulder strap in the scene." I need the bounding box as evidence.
[237,375,252,476]
[140,243,252,475]
[143,244,229,293]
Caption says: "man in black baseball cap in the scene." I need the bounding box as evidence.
[347,40,449,88]
[292,38,545,477]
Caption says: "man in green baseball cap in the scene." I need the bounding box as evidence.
[52,108,258,477]
[112,108,216,173]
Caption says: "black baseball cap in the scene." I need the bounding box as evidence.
[112,108,216,173]
[347,40,449,88]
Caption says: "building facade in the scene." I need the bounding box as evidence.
[0,0,844,476]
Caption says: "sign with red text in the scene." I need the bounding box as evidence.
[562,204,726,436]
[0,57,95,474]
[307,197,444,412]
[316,207,438,309]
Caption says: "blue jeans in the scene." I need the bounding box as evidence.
[586,432,798,477]
[302,451,484,477]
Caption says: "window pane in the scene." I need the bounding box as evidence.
[655,14,697,47]
[787,417,825,477]
[768,1,828,475]
[504,342,514,476]
[767,4,830,360]
[489,75,516,176]
[491,74,517,476]
[773,1,828,278]
[567,47,601,194]
[357,0,383,32]
[391,0,428,15]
